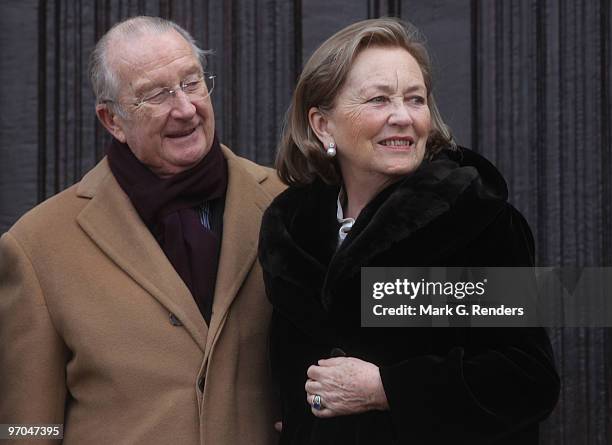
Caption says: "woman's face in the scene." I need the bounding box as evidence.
[321,46,431,186]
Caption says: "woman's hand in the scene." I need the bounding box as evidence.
[305,357,389,418]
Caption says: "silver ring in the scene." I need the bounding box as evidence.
[312,394,323,410]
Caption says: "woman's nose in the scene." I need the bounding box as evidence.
[387,101,414,126]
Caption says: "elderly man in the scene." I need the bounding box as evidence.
[0,16,283,444]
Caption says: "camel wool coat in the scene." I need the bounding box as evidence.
[0,146,285,445]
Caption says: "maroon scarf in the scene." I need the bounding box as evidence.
[107,136,228,324]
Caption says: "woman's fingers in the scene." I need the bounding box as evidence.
[305,378,320,393]
[304,356,388,416]
[317,357,345,366]
[307,393,334,417]
[310,406,334,417]
[306,364,323,380]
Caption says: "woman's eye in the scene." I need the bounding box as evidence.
[408,96,426,105]
[368,96,388,104]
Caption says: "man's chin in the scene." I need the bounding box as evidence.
[166,137,210,157]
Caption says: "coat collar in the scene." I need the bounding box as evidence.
[261,147,509,311]
[76,146,273,354]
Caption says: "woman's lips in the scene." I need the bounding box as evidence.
[377,136,415,148]
[377,137,415,150]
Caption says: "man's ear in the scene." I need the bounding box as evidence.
[308,107,334,148]
[96,104,127,143]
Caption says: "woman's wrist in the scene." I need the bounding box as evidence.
[369,366,390,411]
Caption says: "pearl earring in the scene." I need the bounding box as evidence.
[326,142,336,157]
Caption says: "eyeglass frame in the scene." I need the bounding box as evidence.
[101,72,216,112]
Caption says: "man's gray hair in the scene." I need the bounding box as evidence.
[89,16,211,114]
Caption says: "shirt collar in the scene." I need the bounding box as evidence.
[336,188,355,245]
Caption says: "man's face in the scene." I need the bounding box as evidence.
[104,30,215,178]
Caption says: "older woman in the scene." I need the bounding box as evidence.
[259,18,559,444]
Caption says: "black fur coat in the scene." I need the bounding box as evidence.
[258,147,559,445]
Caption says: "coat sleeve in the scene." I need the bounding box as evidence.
[0,232,67,443]
[379,206,560,444]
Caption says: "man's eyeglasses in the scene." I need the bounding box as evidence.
[103,73,215,113]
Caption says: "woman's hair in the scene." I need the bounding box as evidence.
[276,17,455,186]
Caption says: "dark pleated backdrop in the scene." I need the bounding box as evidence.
[0,1,610,443]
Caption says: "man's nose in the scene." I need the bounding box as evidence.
[169,90,197,119]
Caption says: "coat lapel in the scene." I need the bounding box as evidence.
[323,156,508,308]
[323,160,478,302]
[203,147,274,359]
[261,150,509,312]
[76,159,208,352]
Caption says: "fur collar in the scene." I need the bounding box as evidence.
[260,147,509,315]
